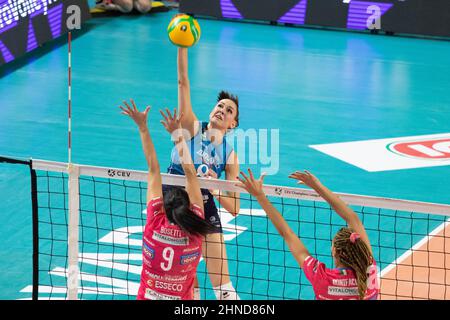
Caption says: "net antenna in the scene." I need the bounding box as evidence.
[67,31,80,300]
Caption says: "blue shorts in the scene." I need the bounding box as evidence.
[161,184,223,234]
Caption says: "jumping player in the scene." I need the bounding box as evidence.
[166,47,241,300]
[120,99,215,300]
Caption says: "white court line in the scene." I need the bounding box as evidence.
[20,285,129,295]
[379,219,450,278]
[51,267,139,292]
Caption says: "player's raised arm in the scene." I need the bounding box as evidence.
[178,48,199,137]
[236,169,310,268]
[119,99,162,202]
[289,170,373,254]
[160,108,203,211]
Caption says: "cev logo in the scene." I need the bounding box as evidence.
[107,169,132,178]
[387,138,450,160]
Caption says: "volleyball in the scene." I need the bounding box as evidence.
[167,14,201,48]
[197,164,209,177]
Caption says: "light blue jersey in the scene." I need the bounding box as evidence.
[168,122,233,179]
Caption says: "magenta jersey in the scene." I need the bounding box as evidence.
[303,256,379,300]
[137,197,204,300]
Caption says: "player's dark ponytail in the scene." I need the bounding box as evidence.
[164,187,216,236]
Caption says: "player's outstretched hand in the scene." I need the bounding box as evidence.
[119,99,150,131]
[288,170,321,189]
[235,169,266,199]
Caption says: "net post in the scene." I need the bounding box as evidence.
[30,162,39,300]
[67,163,80,300]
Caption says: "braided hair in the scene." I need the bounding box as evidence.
[333,227,373,299]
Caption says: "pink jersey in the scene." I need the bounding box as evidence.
[303,256,379,300]
[137,197,204,300]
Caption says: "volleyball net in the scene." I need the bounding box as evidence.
[2,156,450,300]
